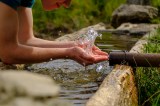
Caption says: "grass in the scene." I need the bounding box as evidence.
[32,0,126,36]
[136,28,160,106]
[32,0,160,36]
[151,0,160,24]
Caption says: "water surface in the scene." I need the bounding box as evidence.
[30,32,142,106]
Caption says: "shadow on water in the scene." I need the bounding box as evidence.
[29,32,142,106]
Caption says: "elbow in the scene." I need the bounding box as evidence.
[0,52,17,64]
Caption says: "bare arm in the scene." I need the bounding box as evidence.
[3,44,70,64]
[0,3,108,65]
[22,37,77,48]
[17,7,76,48]
[0,3,71,64]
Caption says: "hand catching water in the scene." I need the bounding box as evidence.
[71,28,109,66]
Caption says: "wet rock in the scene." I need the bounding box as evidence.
[98,23,159,36]
[0,71,72,106]
[55,23,106,41]
[86,65,138,106]
[30,59,110,73]
[111,4,158,28]
[130,28,159,53]
[116,23,158,35]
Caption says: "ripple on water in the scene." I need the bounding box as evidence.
[29,59,112,106]
[28,31,141,106]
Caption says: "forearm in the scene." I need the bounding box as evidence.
[23,37,76,48]
[1,44,70,64]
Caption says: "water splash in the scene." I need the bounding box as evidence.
[76,28,106,72]
[76,28,102,54]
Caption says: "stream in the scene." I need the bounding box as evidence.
[29,32,142,106]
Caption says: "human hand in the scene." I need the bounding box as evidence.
[67,46,108,66]
[92,45,108,56]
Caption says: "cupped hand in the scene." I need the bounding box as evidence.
[68,46,108,66]
[92,45,108,55]
[90,45,109,63]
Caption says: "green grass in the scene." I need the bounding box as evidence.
[32,0,126,36]
[32,0,160,36]
[136,28,160,106]
[151,0,160,24]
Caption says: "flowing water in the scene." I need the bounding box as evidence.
[29,30,142,106]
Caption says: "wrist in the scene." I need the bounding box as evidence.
[65,47,72,59]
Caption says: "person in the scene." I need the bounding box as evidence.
[0,0,108,66]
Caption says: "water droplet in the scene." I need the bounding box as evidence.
[58,31,62,36]
[82,63,86,68]
[96,64,103,72]
[76,28,103,54]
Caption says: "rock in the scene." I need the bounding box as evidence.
[97,23,159,36]
[55,23,106,41]
[0,71,73,106]
[130,28,159,53]
[116,23,158,35]
[126,0,151,5]
[86,65,138,106]
[111,4,158,28]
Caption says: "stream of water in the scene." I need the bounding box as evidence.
[29,30,142,106]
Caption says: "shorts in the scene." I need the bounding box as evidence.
[0,0,35,10]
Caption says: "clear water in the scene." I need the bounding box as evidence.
[76,28,102,54]
[30,30,142,106]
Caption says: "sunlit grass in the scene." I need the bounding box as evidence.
[136,28,160,106]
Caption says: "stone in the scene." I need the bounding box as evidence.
[86,65,138,106]
[126,0,151,5]
[130,28,159,53]
[55,23,106,41]
[116,23,158,35]
[0,71,73,106]
[111,4,158,28]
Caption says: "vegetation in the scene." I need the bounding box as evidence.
[151,0,160,24]
[32,1,160,105]
[32,0,160,35]
[136,28,160,106]
[32,0,126,35]
[1,0,160,105]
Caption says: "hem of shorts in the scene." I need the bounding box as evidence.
[0,1,17,10]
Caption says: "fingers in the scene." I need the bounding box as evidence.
[92,45,108,55]
[70,47,95,66]
[93,55,109,62]
[94,50,108,55]
[79,54,109,66]
[79,52,95,65]
[70,46,109,66]
[93,45,100,50]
